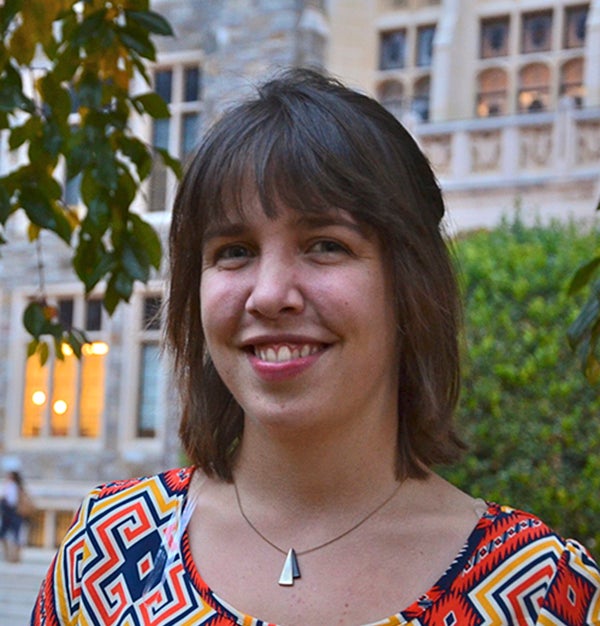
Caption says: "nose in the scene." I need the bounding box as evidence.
[245,254,304,319]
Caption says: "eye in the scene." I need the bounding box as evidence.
[217,244,251,260]
[307,239,351,255]
[205,243,254,269]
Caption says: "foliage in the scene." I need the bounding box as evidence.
[567,197,600,383]
[0,0,179,362]
[442,217,600,555]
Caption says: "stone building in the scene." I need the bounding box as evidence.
[0,0,598,549]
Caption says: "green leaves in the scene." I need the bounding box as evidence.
[566,197,600,383]
[125,10,174,37]
[443,218,600,554]
[20,184,72,243]
[132,92,170,118]
[0,62,34,112]
[23,301,89,365]
[568,256,600,296]
[0,0,179,358]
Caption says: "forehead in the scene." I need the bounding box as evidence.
[203,199,373,241]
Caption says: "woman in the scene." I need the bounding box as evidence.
[31,69,600,625]
[1,469,27,563]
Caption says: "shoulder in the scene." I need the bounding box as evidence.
[31,467,198,624]
[75,466,194,529]
[468,503,589,566]
[467,503,600,622]
[401,502,600,624]
[94,466,193,501]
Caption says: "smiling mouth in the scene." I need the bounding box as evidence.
[253,344,323,363]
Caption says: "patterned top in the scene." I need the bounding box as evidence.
[31,467,600,625]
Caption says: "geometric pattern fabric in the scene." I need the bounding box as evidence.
[30,468,600,625]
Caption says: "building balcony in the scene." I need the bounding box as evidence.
[409,104,600,230]
[416,105,600,188]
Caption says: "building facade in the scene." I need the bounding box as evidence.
[0,0,598,549]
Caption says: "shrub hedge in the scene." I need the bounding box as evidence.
[441,216,600,555]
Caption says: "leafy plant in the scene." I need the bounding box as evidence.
[566,197,600,383]
[442,217,600,555]
[0,0,179,362]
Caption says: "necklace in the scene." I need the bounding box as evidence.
[233,479,402,586]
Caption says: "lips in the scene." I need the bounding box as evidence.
[253,343,323,363]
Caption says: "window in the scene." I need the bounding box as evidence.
[155,69,173,103]
[135,295,163,438]
[564,5,588,49]
[416,25,435,67]
[481,17,510,58]
[560,58,585,106]
[518,63,551,113]
[148,64,203,212]
[64,172,81,207]
[183,67,201,102]
[380,30,406,70]
[378,80,404,119]
[476,68,508,117]
[21,297,109,438]
[522,11,553,53]
[412,76,431,121]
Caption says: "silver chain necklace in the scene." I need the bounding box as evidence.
[233,479,402,586]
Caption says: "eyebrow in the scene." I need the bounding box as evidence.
[202,222,248,243]
[202,210,370,244]
[294,212,368,236]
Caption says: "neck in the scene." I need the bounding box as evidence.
[232,415,399,514]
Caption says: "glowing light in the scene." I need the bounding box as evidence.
[82,341,109,357]
[32,391,46,406]
[61,343,74,357]
[53,400,68,415]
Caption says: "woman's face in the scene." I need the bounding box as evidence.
[200,198,400,440]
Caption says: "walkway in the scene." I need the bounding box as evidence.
[0,549,53,625]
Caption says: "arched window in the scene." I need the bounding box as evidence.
[518,63,550,113]
[560,58,585,107]
[377,80,404,119]
[476,68,508,117]
[412,76,431,121]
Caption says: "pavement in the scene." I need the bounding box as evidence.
[0,549,53,625]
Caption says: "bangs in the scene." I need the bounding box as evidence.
[193,95,390,232]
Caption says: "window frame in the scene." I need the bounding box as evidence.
[119,286,167,449]
[416,24,436,68]
[476,68,509,118]
[379,29,407,70]
[517,62,552,113]
[8,288,110,448]
[521,10,554,54]
[145,53,204,214]
[563,4,588,49]
[480,16,510,59]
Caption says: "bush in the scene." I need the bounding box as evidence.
[441,216,600,555]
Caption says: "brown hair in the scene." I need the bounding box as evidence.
[166,68,465,480]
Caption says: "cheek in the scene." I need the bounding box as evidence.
[200,275,245,340]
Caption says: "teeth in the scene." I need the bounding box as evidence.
[255,344,320,363]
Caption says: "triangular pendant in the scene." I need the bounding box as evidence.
[278,548,301,586]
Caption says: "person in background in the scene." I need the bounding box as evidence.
[31,69,600,625]
[0,470,25,563]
